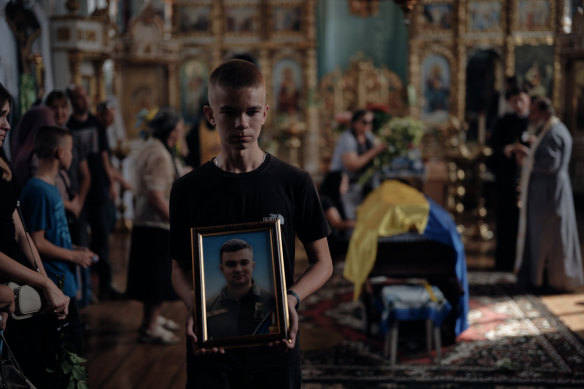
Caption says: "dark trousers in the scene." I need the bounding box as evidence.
[185,342,301,389]
[494,186,519,271]
[87,199,117,292]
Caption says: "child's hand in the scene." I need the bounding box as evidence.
[71,249,95,268]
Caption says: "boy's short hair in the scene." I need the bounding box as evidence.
[34,125,72,159]
[208,59,264,99]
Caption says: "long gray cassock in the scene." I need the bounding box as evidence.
[518,119,584,291]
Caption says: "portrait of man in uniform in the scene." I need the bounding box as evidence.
[205,238,276,339]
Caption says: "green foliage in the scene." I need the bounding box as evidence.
[376,116,424,161]
[359,116,424,186]
[46,332,88,389]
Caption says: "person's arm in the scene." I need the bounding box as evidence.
[102,150,118,201]
[77,159,91,209]
[12,208,47,276]
[325,207,356,230]
[281,237,333,348]
[341,144,387,172]
[147,190,170,222]
[63,195,81,219]
[0,284,14,330]
[0,251,69,319]
[30,230,94,268]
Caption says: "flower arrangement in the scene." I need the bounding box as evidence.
[376,116,424,162]
[359,115,425,186]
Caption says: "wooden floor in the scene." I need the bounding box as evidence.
[82,229,584,389]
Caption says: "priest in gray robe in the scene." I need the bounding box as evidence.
[514,96,584,292]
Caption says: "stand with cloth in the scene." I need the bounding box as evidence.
[379,283,452,365]
[343,180,469,342]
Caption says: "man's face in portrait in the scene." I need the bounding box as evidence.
[220,248,255,289]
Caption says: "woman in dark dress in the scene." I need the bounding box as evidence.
[126,108,184,344]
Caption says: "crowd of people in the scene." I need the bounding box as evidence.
[0,80,186,387]
[0,59,334,389]
[1,57,583,389]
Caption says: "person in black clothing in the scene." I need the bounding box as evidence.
[319,171,355,261]
[170,59,332,389]
[487,87,530,271]
[88,100,127,300]
[65,84,101,307]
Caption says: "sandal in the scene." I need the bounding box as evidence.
[139,326,179,345]
[157,316,180,332]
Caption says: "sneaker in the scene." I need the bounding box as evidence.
[157,316,180,332]
[139,326,179,345]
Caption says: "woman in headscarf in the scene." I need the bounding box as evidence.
[126,107,185,344]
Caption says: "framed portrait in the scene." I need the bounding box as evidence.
[272,58,303,117]
[514,0,552,31]
[421,54,451,123]
[224,6,259,34]
[272,6,302,34]
[420,2,453,32]
[467,1,503,33]
[514,44,554,98]
[191,220,289,349]
[174,4,211,35]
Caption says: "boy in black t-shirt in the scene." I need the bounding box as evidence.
[170,59,332,389]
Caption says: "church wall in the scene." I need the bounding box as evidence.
[317,0,408,83]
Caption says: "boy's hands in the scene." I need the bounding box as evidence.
[71,246,97,268]
[269,294,298,349]
[186,310,225,356]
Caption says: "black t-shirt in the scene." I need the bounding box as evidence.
[0,155,22,263]
[170,154,330,289]
[66,114,101,197]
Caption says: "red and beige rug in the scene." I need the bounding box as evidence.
[300,272,584,387]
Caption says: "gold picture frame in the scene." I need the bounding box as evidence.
[511,0,555,32]
[466,0,504,34]
[269,2,304,38]
[173,3,212,36]
[224,4,259,36]
[418,0,454,36]
[191,220,289,349]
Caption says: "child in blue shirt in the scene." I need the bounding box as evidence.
[18,126,96,384]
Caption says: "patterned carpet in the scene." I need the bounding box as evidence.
[300,271,584,388]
